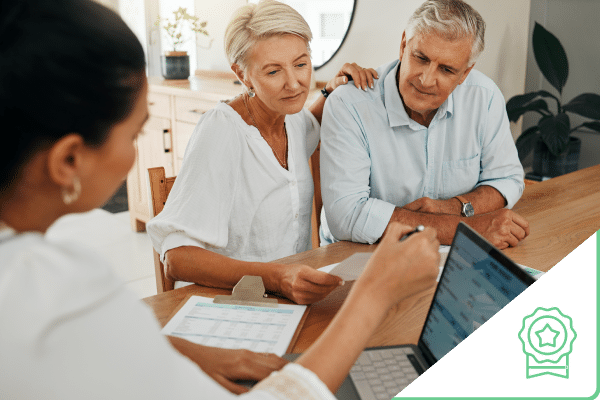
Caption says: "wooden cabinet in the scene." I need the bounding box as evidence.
[127,76,242,231]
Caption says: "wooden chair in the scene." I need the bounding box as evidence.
[309,143,322,249]
[148,167,177,293]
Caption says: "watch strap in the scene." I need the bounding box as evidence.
[455,195,469,205]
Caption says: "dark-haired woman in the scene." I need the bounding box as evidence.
[0,0,440,398]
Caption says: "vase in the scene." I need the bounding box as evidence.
[532,136,581,177]
[161,51,190,80]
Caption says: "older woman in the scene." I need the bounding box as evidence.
[0,0,439,398]
[147,0,378,304]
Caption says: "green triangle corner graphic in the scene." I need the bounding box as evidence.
[398,233,600,399]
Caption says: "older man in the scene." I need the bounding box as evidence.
[320,0,529,249]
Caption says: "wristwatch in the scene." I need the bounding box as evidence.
[455,195,474,217]
[321,86,331,98]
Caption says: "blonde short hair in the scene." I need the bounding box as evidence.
[406,0,485,65]
[225,0,312,70]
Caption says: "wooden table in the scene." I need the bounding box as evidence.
[143,164,600,352]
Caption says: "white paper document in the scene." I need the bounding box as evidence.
[161,295,307,356]
[319,246,451,282]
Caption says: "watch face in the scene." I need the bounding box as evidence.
[464,203,475,217]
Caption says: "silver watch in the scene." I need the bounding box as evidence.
[455,195,474,217]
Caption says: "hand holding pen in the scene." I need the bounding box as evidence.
[399,225,425,241]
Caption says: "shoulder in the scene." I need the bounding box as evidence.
[186,101,248,153]
[458,69,503,96]
[195,101,246,134]
[326,60,396,110]
[0,233,121,334]
[455,69,505,108]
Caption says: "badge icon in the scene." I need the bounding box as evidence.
[518,307,577,378]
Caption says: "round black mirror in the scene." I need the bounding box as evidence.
[248,0,356,69]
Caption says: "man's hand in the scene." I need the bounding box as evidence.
[278,264,343,304]
[169,338,288,394]
[403,197,461,215]
[466,209,530,249]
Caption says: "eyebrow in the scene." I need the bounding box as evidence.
[261,53,310,70]
[413,50,458,73]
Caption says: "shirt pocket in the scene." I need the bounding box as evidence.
[441,153,480,199]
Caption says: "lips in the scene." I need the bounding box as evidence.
[411,82,434,96]
[282,92,303,101]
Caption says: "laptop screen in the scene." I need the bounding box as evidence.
[419,222,534,365]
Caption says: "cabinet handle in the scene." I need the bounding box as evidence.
[190,109,205,114]
[149,102,156,106]
[163,129,172,153]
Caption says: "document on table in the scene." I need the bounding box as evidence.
[319,246,451,282]
[161,295,307,356]
[318,245,544,282]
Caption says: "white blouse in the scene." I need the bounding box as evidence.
[147,102,320,264]
[0,225,335,400]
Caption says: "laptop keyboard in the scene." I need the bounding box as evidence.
[349,347,420,400]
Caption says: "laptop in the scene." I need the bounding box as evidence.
[285,222,536,400]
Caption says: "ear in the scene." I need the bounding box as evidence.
[231,63,251,89]
[459,63,475,85]
[46,134,86,188]
[399,31,408,60]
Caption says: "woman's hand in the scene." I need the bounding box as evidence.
[168,337,288,394]
[358,222,440,309]
[325,62,379,93]
[277,264,343,304]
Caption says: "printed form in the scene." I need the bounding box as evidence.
[161,296,306,356]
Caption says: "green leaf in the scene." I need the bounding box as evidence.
[506,90,560,115]
[539,113,570,156]
[506,92,541,112]
[581,121,600,133]
[532,22,569,94]
[563,93,600,120]
[515,125,540,160]
[507,99,551,122]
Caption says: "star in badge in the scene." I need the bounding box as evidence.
[535,323,560,347]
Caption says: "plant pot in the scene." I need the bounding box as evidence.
[532,136,581,177]
[161,51,190,80]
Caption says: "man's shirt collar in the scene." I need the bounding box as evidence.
[383,60,454,129]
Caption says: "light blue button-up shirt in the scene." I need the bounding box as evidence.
[320,59,524,244]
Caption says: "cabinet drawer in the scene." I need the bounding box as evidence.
[148,92,171,119]
[175,96,217,124]
[174,121,196,160]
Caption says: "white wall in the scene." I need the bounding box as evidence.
[194,0,246,71]
[181,0,533,130]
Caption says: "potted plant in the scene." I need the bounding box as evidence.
[156,7,208,80]
[507,22,600,177]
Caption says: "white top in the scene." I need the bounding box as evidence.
[147,102,320,265]
[0,224,335,400]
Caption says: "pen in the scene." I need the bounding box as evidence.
[399,225,425,241]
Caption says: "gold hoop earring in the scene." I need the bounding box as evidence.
[247,87,255,97]
[62,177,81,205]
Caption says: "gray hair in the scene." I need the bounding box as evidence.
[225,0,312,71]
[405,0,485,65]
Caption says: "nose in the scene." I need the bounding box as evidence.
[419,65,437,88]
[283,69,301,91]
